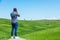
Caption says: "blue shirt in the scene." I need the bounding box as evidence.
[10,12,20,23]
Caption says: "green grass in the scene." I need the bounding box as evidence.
[0,18,60,40]
[23,27,60,40]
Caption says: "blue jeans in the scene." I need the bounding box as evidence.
[11,22,18,36]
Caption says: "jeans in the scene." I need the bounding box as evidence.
[11,22,18,36]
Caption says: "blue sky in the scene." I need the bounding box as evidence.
[0,0,60,20]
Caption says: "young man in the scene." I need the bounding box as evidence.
[10,8,20,39]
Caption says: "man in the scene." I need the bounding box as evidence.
[10,8,20,39]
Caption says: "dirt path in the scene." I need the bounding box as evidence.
[8,38,26,40]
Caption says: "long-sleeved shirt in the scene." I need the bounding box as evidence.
[10,12,20,23]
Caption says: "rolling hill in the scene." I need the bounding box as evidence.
[0,18,60,40]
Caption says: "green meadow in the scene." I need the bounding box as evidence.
[0,18,60,40]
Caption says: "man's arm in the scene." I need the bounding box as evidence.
[16,14,20,17]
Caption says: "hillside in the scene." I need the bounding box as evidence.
[0,18,60,40]
[23,27,60,40]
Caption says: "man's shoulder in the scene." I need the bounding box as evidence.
[10,12,14,16]
[11,12,15,15]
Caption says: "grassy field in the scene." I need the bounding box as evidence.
[0,18,60,40]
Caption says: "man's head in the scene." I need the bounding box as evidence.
[13,8,18,13]
[13,8,17,12]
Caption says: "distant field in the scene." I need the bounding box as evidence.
[0,18,60,40]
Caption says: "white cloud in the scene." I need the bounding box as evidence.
[40,17,59,20]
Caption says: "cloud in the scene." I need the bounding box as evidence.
[40,17,58,20]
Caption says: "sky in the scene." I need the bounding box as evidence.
[0,0,60,20]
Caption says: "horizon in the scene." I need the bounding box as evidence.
[0,18,60,20]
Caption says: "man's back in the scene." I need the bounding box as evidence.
[10,12,20,23]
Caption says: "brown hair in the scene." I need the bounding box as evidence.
[13,8,18,13]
